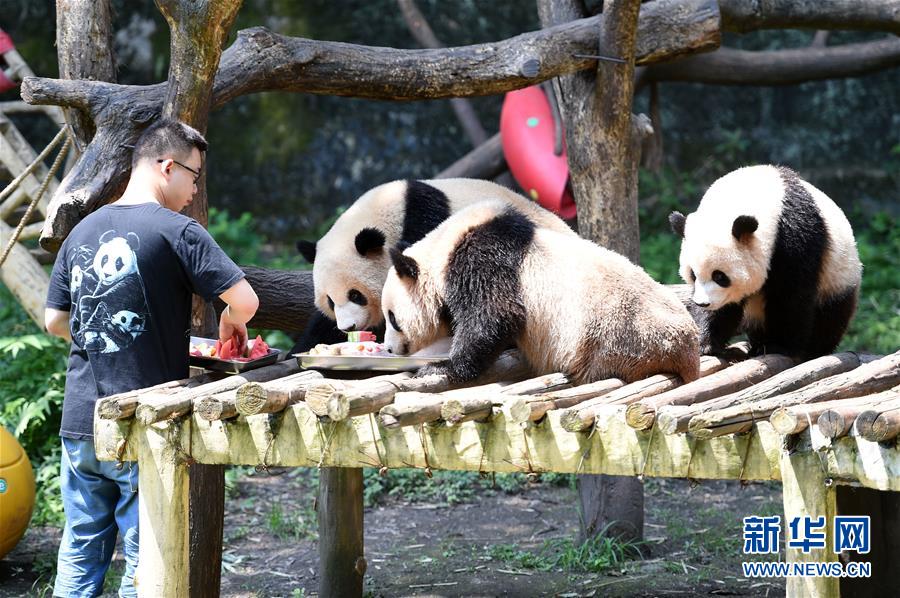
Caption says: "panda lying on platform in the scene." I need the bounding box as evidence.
[381,201,701,385]
[293,178,573,351]
[669,165,862,359]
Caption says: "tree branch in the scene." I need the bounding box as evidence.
[643,38,900,87]
[23,0,720,251]
[719,0,900,35]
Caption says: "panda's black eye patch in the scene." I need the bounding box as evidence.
[347,289,367,306]
[712,270,731,287]
[327,296,335,311]
[388,310,402,332]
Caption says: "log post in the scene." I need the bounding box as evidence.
[539,0,649,544]
[135,422,191,597]
[780,447,839,598]
[318,467,365,598]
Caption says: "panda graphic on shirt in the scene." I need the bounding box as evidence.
[71,230,150,353]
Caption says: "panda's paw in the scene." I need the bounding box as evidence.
[415,361,452,379]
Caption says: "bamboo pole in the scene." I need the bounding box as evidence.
[135,360,300,425]
[770,388,900,435]
[658,352,870,435]
[625,354,795,430]
[689,351,900,439]
[234,370,324,416]
[559,354,735,432]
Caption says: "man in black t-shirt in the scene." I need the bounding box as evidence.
[44,118,258,598]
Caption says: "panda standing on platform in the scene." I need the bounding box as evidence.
[669,165,862,359]
[381,201,701,385]
[292,178,573,351]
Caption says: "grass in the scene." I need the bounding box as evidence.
[266,502,318,541]
[487,530,643,574]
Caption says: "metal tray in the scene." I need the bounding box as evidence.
[189,336,280,375]
[295,353,446,372]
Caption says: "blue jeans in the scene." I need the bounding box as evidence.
[54,437,139,598]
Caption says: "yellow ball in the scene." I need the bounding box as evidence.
[0,425,35,559]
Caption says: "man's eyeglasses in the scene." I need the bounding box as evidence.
[157,158,201,183]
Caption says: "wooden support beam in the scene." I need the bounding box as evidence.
[690,352,900,439]
[852,391,900,442]
[0,219,51,327]
[660,352,869,435]
[135,360,300,425]
[780,445,839,598]
[98,374,216,420]
[560,354,735,432]
[770,388,900,436]
[194,390,238,421]
[626,354,795,430]
[234,370,324,417]
[135,422,191,597]
[318,467,365,598]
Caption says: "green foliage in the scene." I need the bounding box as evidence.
[841,212,900,354]
[489,530,642,574]
[0,286,68,526]
[266,502,317,541]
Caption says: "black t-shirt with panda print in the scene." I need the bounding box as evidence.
[47,202,245,439]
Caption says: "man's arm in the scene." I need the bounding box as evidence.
[44,308,72,342]
[218,278,259,350]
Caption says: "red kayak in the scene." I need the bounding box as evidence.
[500,85,576,220]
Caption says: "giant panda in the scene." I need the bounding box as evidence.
[293,178,573,350]
[669,165,862,359]
[381,200,701,385]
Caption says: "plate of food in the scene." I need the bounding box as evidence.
[295,332,449,372]
[189,335,280,374]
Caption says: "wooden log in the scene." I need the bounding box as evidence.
[194,390,238,421]
[135,360,300,425]
[626,354,795,430]
[318,467,365,598]
[818,404,875,440]
[770,388,900,435]
[658,352,869,435]
[319,349,529,420]
[97,374,216,420]
[870,409,900,442]
[0,219,51,327]
[213,267,317,334]
[441,396,494,425]
[853,391,900,442]
[235,370,324,416]
[689,351,900,439]
[377,393,445,429]
[510,377,625,423]
[560,354,735,432]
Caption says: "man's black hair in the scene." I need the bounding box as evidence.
[131,118,208,169]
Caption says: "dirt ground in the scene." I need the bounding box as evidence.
[1,470,786,597]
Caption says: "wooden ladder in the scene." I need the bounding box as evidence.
[0,37,67,327]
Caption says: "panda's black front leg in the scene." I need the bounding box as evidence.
[757,289,816,359]
[696,302,744,355]
[415,319,513,384]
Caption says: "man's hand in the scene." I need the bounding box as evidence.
[217,279,259,354]
[218,306,248,354]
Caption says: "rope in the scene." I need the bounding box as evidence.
[0,125,67,204]
[0,129,71,268]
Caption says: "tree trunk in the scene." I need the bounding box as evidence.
[55,0,116,152]
[153,3,244,596]
[213,266,318,334]
[538,0,647,545]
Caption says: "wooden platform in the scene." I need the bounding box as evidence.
[94,348,900,598]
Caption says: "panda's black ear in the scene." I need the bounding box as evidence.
[389,247,419,281]
[355,227,386,257]
[296,240,316,263]
[669,212,686,238]
[732,215,759,243]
